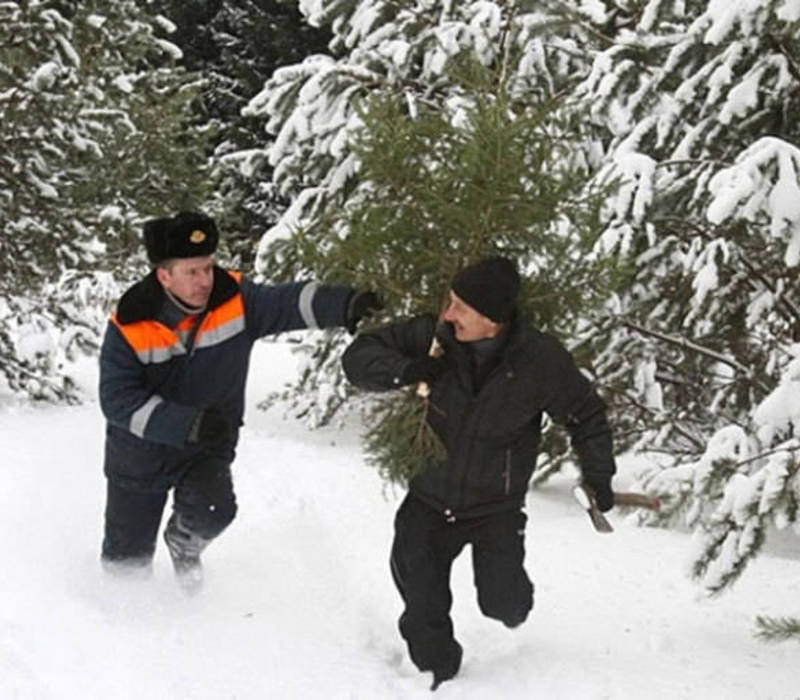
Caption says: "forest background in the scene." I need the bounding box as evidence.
[2,0,799,640]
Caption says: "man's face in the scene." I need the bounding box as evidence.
[156,255,214,309]
[442,291,501,342]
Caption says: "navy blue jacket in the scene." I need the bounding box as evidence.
[100,267,351,482]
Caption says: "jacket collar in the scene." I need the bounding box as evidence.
[115,266,239,325]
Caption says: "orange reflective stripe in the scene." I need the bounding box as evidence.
[175,315,197,333]
[198,293,244,334]
[195,293,246,349]
[111,314,178,354]
[110,270,245,358]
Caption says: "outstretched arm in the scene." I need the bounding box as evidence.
[241,277,381,338]
[240,277,353,337]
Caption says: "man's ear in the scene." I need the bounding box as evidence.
[155,266,170,288]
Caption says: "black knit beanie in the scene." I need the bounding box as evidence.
[143,211,219,264]
[451,256,520,323]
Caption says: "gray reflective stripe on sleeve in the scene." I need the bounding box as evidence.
[298,282,320,329]
[129,395,164,438]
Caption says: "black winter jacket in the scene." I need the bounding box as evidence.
[342,313,616,519]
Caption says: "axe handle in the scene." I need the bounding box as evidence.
[613,492,661,510]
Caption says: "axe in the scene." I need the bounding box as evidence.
[573,484,661,533]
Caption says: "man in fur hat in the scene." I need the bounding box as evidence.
[342,256,616,689]
[99,211,379,593]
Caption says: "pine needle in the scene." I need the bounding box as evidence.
[363,389,447,485]
[754,615,800,643]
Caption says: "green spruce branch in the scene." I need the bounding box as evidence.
[755,615,800,643]
[363,390,447,485]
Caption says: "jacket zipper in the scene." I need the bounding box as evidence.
[453,345,515,506]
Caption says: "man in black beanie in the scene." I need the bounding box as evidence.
[342,256,616,690]
[99,211,380,593]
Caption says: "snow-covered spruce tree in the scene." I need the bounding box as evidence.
[245,0,614,266]
[146,0,331,266]
[0,0,210,400]
[574,0,800,621]
[242,1,623,479]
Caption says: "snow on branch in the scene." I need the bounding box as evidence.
[28,61,62,92]
[618,319,764,386]
[608,150,657,224]
[256,187,323,265]
[690,440,799,594]
[243,55,338,123]
[753,346,800,447]
[690,0,769,45]
[707,137,800,265]
[152,38,182,61]
[660,351,800,595]
[777,0,800,22]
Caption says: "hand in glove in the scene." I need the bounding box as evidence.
[400,356,445,386]
[583,476,614,512]
[345,291,383,334]
[188,408,230,445]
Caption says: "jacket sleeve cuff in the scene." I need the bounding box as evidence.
[309,284,353,328]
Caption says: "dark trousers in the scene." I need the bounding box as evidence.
[102,449,237,566]
[390,494,534,673]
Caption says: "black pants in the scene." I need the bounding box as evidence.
[390,494,534,673]
[102,448,237,566]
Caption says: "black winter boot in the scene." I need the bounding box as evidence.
[430,642,463,691]
[163,514,209,595]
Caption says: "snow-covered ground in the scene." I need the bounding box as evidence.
[1,341,798,699]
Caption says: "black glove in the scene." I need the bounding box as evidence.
[584,476,614,512]
[189,408,230,444]
[345,290,383,334]
[400,356,445,385]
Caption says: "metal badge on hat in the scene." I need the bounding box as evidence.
[189,229,206,243]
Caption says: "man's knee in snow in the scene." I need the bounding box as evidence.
[478,581,534,628]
